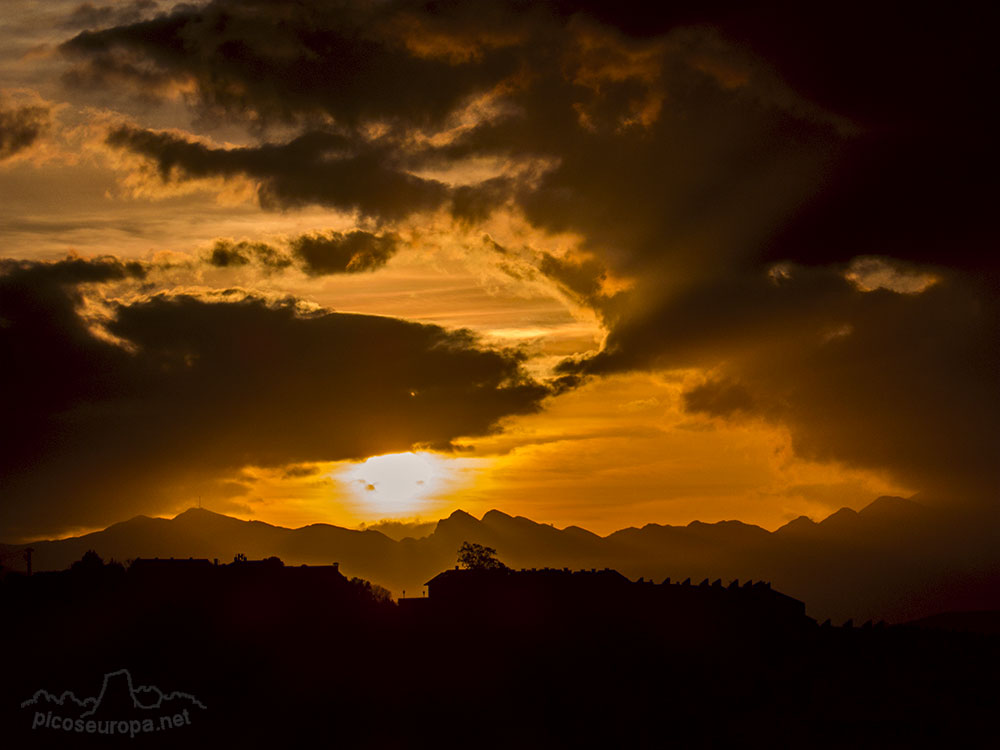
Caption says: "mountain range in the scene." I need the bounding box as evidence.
[2,497,997,623]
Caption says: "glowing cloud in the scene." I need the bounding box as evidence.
[336,452,474,517]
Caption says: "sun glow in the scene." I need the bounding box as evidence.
[336,452,457,516]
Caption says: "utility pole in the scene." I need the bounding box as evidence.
[24,547,34,576]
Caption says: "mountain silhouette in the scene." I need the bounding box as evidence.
[2,498,996,623]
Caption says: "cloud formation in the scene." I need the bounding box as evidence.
[0,98,50,160]
[61,0,527,128]
[565,263,999,505]
[207,238,292,272]
[61,1,161,30]
[529,125,998,506]
[290,230,400,275]
[105,126,450,219]
[0,257,548,537]
[38,1,1000,517]
[56,0,996,276]
[205,229,401,276]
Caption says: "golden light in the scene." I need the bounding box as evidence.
[336,452,454,516]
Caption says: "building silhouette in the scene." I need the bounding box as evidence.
[404,566,811,633]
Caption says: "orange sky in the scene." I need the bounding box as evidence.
[0,1,993,541]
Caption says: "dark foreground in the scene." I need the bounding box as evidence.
[1,560,995,749]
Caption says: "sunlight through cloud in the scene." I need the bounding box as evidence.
[336,452,468,516]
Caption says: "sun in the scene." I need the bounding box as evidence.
[337,452,449,516]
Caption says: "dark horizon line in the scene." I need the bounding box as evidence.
[0,493,924,547]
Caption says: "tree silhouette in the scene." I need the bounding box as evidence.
[70,549,105,573]
[349,577,395,605]
[457,541,507,570]
[67,549,124,583]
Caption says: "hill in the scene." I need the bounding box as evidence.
[2,497,997,623]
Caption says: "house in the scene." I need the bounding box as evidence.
[416,566,810,632]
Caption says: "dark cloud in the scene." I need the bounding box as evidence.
[438,33,846,280]
[291,230,400,275]
[485,236,607,307]
[55,2,999,512]
[62,1,995,274]
[566,1,997,276]
[281,464,321,479]
[107,126,450,220]
[0,257,548,537]
[207,239,292,271]
[681,378,758,419]
[537,251,607,307]
[88,4,843,244]
[62,1,160,30]
[419,5,997,507]
[451,177,516,226]
[0,99,50,160]
[205,231,400,275]
[60,0,528,129]
[565,264,999,505]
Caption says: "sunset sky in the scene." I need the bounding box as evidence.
[1,0,995,540]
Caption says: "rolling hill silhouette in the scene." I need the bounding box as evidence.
[2,497,996,623]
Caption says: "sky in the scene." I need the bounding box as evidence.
[1,0,996,540]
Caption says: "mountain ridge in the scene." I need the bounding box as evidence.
[3,497,996,624]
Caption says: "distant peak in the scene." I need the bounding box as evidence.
[823,507,858,520]
[173,507,226,520]
[860,495,922,516]
[172,507,265,527]
[563,525,599,539]
[435,509,480,529]
[433,509,483,537]
[788,515,816,526]
[774,515,817,535]
[482,509,513,521]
